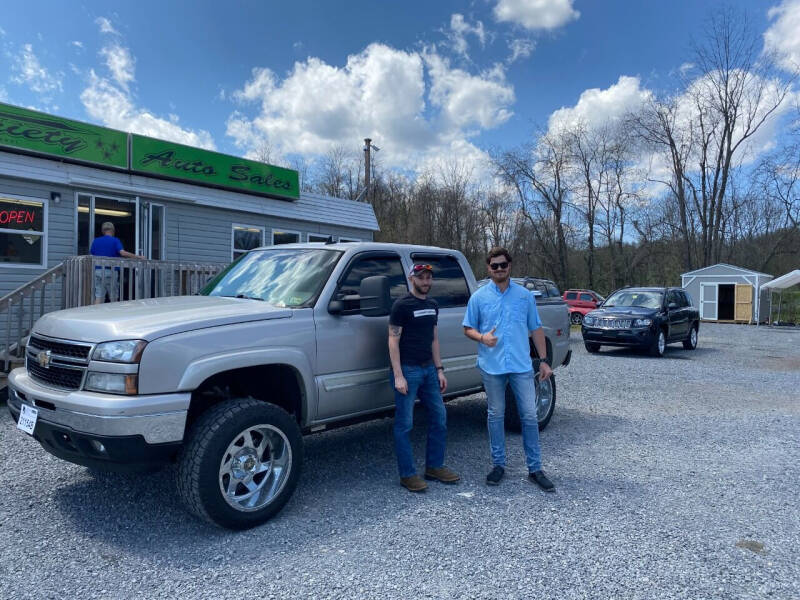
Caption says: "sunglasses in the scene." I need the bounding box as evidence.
[411,264,433,273]
[489,261,509,270]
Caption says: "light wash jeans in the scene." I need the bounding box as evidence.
[390,363,447,478]
[480,369,542,472]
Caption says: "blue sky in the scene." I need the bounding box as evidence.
[0,0,797,175]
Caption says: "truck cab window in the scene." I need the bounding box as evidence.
[409,254,470,308]
[336,255,407,312]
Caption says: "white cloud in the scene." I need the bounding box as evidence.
[100,44,135,90]
[81,41,214,149]
[10,43,63,94]
[764,0,800,73]
[507,38,535,63]
[95,17,119,35]
[226,43,514,175]
[494,0,579,31]
[548,75,652,133]
[447,14,486,58]
[71,41,84,49]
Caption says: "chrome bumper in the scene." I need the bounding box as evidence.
[7,368,189,444]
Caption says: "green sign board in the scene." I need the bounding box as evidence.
[0,102,127,168]
[131,134,299,200]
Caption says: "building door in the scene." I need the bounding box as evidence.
[734,284,753,323]
[700,283,718,320]
[77,193,138,255]
[139,202,165,259]
[718,284,736,320]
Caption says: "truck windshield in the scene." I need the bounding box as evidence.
[200,248,343,308]
[603,290,663,309]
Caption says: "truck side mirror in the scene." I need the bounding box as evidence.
[359,275,391,317]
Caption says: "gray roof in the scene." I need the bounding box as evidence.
[0,150,379,232]
[681,263,772,278]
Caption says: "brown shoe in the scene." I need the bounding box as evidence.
[424,466,461,484]
[400,475,428,492]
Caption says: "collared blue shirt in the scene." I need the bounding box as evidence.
[462,280,542,375]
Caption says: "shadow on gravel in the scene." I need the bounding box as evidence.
[597,346,719,360]
[49,394,628,565]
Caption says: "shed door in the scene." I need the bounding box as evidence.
[700,283,718,320]
[735,284,753,322]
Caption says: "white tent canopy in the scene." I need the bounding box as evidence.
[762,269,800,290]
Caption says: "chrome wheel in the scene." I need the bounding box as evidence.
[218,424,292,512]
[658,331,666,355]
[690,328,697,348]
[536,377,554,423]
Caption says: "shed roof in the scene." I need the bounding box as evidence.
[681,263,772,278]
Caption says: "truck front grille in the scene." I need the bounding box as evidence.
[27,361,85,390]
[26,335,92,391]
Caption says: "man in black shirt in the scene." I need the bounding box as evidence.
[388,263,460,492]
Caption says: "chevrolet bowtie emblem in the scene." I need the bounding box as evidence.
[37,349,52,369]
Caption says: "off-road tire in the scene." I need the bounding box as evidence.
[177,397,303,530]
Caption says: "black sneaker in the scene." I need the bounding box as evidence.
[486,466,505,486]
[529,470,555,492]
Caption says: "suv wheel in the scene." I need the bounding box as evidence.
[683,325,698,350]
[649,329,667,357]
[177,398,303,530]
[505,374,556,433]
[584,342,601,353]
[570,312,583,325]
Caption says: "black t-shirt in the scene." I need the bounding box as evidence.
[389,294,439,365]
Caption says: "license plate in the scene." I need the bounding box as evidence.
[17,404,39,436]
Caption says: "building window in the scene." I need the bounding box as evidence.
[308,234,332,243]
[232,224,264,260]
[272,229,300,245]
[0,196,46,267]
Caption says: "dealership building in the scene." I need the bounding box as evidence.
[0,101,379,300]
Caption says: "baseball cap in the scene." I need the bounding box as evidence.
[408,263,434,277]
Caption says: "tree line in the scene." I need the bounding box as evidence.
[264,10,799,295]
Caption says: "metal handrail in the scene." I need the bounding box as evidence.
[2,256,227,374]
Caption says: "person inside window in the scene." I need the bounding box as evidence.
[90,221,144,304]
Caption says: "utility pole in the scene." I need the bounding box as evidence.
[363,138,371,202]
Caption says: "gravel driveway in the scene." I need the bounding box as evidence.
[1,323,798,599]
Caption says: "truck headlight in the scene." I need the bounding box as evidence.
[93,340,147,363]
[85,372,138,395]
[583,315,594,326]
[633,318,652,327]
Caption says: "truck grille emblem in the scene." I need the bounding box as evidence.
[37,350,52,369]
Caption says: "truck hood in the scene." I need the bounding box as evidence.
[33,296,293,343]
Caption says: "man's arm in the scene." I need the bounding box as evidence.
[432,326,447,393]
[119,249,144,259]
[464,326,497,347]
[388,324,407,394]
[531,327,552,380]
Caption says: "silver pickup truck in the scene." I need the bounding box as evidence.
[7,242,571,529]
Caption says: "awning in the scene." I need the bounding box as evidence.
[762,269,800,290]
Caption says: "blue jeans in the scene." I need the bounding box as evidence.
[480,369,542,472]
[390,364,447,478]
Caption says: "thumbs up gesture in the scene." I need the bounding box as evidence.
[482,327,499,347]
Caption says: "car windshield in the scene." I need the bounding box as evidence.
[603,290,663,309]
[200,248,342,308]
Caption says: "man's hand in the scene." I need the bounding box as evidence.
[394,375,408,395]
[482,327,498,347]
[537,361,553,381]
[438,371,447,393]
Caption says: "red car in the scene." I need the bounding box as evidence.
[563,289,605,325]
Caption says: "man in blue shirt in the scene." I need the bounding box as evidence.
[90,221,143,304]
[462,247,555,491]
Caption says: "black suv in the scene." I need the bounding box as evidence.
[581,287,699,357]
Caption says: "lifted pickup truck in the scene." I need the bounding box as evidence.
[7,243,571,529]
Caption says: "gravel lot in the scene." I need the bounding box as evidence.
[1,323,798,600]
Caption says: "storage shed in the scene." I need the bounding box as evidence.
[681,263,773,324]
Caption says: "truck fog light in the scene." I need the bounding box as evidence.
[85,372,138,395]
